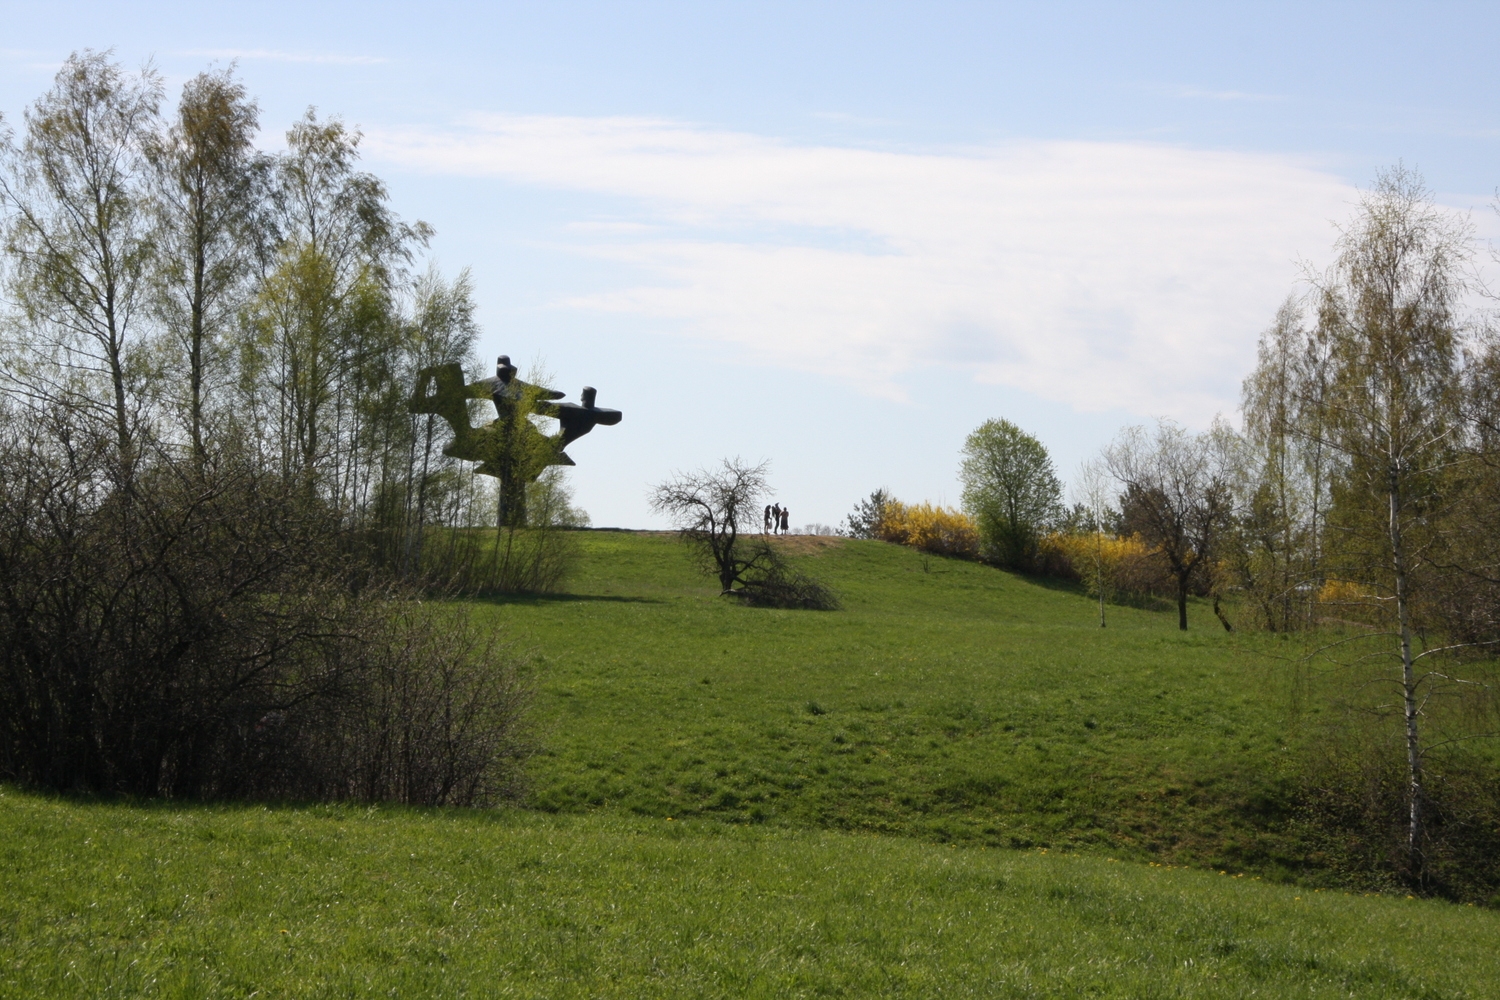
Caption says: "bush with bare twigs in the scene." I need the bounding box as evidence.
[0,416,533,805]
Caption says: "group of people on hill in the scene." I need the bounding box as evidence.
[764,503,791,535]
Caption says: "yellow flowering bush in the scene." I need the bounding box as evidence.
[1039,531,1174,598]
[1311,578,1385,626]
[1316,579,1375,604]
[875,500,979,559]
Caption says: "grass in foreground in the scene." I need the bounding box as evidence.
[487,533,1317,875]
[2,789,1495,999]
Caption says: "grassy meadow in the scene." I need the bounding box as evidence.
[4,530,1497,997]
[4,791,1496,999]
[504,533,1308,872]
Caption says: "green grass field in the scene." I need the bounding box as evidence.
[4,792,1495,999]
[4,530,1496,997]
[500,533,1306,872]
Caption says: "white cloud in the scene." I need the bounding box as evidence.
[364,114,1363,421]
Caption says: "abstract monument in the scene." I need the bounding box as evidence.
[410,355,622,526]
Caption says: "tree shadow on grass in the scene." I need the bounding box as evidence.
[1005,567,1176,613]
[1016,571,1090,597]
[0,783,524,822]
[472,592,665,608]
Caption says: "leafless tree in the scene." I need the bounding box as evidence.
[650,457,773,594]
[650,458,838,609]
[1071,458,1116,628]
[1105,419,1235,631]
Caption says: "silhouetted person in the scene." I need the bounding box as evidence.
[780,508,790,534]
[771,503,782,535]
[763,505,772,534]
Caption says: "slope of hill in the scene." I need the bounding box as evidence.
[4,530,1496,997]
[494,532,1308,875]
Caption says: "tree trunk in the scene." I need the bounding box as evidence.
[406,413,434,578]
[719,527,738,594]
[1213,594,1233,632]
[1095,531,1106,628]
[104,294,132,459]
[1389,466,1424,879]
[1177,573,1189,630]
[190,217,207,464]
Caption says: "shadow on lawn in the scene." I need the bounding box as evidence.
[0,783,523,822]
[1016,568,1176,613]
[475,592,665,607]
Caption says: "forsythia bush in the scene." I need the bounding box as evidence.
[1313,579,1384,626]
[1038,532,1175,598]
[875,500,979,559]
[1316,579,1374,604]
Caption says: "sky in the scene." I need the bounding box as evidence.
[4,2,1500,528]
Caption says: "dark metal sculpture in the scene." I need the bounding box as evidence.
[409,355,622,526]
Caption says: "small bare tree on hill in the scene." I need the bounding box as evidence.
[650,458,837,609]
[651,458,772,594]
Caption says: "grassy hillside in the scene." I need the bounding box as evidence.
[489,532,1310,875]
[3,790,1496,999]
[5,530,1497,997]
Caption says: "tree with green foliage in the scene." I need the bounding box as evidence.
[1304,166,1474,880]
[0,50,163,457]
[242,110,431,490]
[960,418,1062,570]
[0,50,558,593]
[842,488,890,539]
[150,67,262,463]
[1234,297,1330,631]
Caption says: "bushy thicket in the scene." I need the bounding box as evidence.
[1036,531,1178,605]
[876,500,979,559]
[0,54,551,803]
[355,469,585,597]
[734,542,841,610]
[0,419,533,804]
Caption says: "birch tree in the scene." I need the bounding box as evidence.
[1071,457,1116,627]
[242,110,429,491]
[1308,166,1473,876]
[0,51,162,457]
[1235,298,1330,630]
[150,67,262,461]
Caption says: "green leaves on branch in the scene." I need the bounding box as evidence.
[960,418,1063,571]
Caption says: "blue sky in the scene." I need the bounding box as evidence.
[4,2,1499,527]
